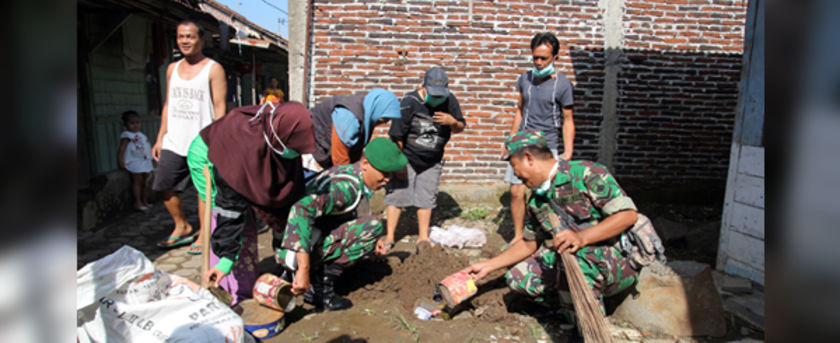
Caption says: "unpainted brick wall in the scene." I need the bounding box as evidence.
[309,0,747,184]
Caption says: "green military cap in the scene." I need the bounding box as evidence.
[364,137,408,172]
[501,130,549,160]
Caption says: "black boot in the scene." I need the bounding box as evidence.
[321,264,352,311]
[303,267,323,306]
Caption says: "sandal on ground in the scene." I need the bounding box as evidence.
[383,241,395,254]
[156,235,194,249]
[186,243,203,255]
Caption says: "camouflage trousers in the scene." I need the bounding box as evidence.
[275,214,384,270]
[505,244,639,312]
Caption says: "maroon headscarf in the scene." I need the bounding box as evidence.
[200,101,315,208]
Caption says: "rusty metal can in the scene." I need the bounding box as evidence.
[438,270,478,308]
[252,273,297,312]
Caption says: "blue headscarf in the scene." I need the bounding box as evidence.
[362,88,400,143]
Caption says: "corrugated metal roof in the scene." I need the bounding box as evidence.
[199,0,288,51]
[229,38,272,49]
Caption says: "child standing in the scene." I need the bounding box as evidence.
[118,110,154,212]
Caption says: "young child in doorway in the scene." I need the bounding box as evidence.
[118,110,154,212]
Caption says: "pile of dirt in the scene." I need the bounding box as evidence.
[338,240,535,327]
[347,243,471,311]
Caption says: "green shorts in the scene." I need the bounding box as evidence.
[186,135,215,206]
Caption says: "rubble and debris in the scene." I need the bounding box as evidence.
[613,261,727,337]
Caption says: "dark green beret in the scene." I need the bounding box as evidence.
[364,137,407,172]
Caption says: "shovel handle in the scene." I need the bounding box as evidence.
[200,165,213,287]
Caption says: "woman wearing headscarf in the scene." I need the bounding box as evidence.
[303,88,401,173]
[189,101,315,305]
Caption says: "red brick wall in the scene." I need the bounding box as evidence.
[309,0,747,184]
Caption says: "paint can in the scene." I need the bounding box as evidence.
[239,299,285,339]
[252,273,297,312]
[437,270,478,308]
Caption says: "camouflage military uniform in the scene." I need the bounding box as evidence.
[275,162,383,270]
[505,159,640,311]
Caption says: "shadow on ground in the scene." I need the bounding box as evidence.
[384,191,462,243]
[493,191,515,241]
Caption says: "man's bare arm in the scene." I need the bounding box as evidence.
[209,63,228,120]
[502,91,524,158]
[509,92,523,135]
[560,107,574,160]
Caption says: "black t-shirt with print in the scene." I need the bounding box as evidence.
[389,90,465,172]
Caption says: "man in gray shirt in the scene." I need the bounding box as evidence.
[503,32,575,246]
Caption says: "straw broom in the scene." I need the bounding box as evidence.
[547,212,614,343]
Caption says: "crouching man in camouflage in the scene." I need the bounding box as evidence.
[466,130,664,318]
[275,137,408,311]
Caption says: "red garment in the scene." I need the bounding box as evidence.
[201,102,316,208]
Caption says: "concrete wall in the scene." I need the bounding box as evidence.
[288,0,310,104]
[305,0,747,184]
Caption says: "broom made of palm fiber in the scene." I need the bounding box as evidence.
[547,212,614,343]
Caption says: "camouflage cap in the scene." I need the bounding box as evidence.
[501,130,549,160]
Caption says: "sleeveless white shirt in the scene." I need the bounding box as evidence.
[162,58,217,156]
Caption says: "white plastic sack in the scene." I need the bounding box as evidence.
[77,245,253,343]
[429,225,487,249]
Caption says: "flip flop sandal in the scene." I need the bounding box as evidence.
[156,235,194,248]
[382,241,395,254]
[186,243,203,255]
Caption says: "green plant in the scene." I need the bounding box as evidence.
[493,215,504,225]
[398,313,420,342]
[299,330,319,342]
[530,324,540,339]
[461,207,491,221]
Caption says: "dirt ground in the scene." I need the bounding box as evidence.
[256,187,765,342]
[263,212,580,343]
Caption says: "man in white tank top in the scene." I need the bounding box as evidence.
[152,19,227,249]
